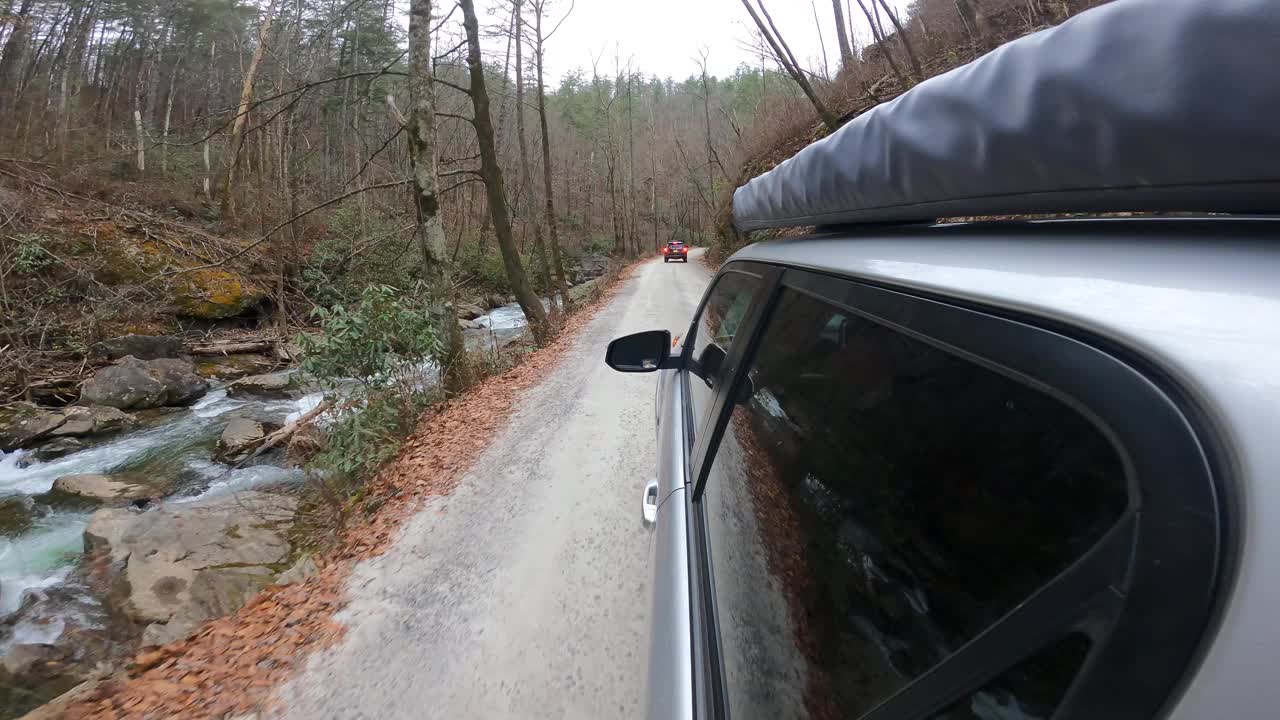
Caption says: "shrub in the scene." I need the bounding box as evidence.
[297,283,440,391]
[13,234,57,275]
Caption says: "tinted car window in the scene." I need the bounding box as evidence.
[698,288,1126,719]
[930,634,1091,720]
[687,270,761,433]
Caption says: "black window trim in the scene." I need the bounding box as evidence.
[686,264,1227,720]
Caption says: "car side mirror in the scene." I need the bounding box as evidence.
[606,330,673,372]
[695,343,727,387]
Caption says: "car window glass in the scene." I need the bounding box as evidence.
[688,271,760,433]
[698,288,1126,719]
[929,634,1091,720]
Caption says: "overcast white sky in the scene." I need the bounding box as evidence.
[470,0,912,82]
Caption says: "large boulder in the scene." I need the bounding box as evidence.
[50,472,174,504]
[226,372,294,399]
[173,268,267,320]
[215,416,269,464]
[85,491,297,645]
[0,403,66,451]
[88,335,183,362]
[79,356,207,410]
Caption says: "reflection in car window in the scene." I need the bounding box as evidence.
[688,271,760,432]
[929,634,1091,720]
[698,289,1125,719]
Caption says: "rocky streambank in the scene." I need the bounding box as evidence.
[0,336,318,719]
[0,292,551,718]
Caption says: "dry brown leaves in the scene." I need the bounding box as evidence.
[61,265,637,720]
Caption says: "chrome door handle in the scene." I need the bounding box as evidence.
[642,479,659,527]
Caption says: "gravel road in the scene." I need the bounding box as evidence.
[277,251,712,719]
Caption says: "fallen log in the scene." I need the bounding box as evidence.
[234,399,331,468]
[187,340,276,356]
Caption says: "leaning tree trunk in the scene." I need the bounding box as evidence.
[878,0,923,82]
[855,0,910,90]
[460,0,549,345]
[221,0,279,218]
[739,0,839,132]
[407,0,467,391]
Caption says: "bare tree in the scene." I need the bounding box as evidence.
[831,0,855,72]
[511,0,555,314]
[459,0,550,344]
[855,0,909,89]
[221,0,280,217]
[531,0,572,308]
[739,0,839,132]
[407,0,467,390]
[878,0,923,82]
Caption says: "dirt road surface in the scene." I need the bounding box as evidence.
[277,251,712,719]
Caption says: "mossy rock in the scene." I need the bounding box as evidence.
[173,268,266,320]
[90,232,265,320]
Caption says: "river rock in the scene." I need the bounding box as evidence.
[0,403,66,451]
[51,473,173,504]
[216,416,267,463]
[227,372,294,399]
[30,437,85,462]
[88,334,183,362]
[89,491,296,644]
[0,583,111,717]
[84,507,136,561]
[194,353,273,381]
[0,496,36,536]
[456,303,485,320]
[47,406,134,439]
[458,318,482,331]
[80,356,208,410]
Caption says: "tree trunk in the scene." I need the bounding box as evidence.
[220,0,279,218]
[955,0,995,50]
[739,0,839,132]
[0,0,35,117]
[160,54,180,176]
[459,0,549,345]
[878,0,923,82]
[831,0,855,72]
[533,0,571,308]
[512,0,555,314]
[408,0,467,390]
[855,0,910,90]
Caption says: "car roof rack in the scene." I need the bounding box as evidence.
[731,0,1280,232]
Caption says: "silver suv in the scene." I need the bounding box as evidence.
[606,1,1278,718]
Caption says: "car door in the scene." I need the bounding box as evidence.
[647,262,777,720]
[685,267,1224,720]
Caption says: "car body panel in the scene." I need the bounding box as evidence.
[725,218,1280,718]
[647,364,694,720]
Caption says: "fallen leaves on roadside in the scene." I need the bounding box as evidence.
[62,264,637,720]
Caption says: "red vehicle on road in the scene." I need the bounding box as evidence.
[662,240,689,263]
